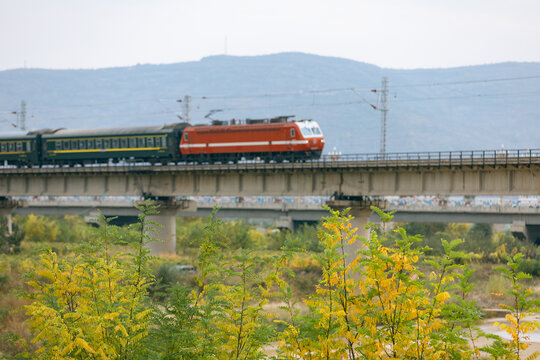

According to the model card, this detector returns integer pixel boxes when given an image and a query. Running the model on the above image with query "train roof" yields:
[41,122,190,138]
[0,131,37,140]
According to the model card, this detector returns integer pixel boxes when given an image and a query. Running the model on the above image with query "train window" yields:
[120,138,127,148]
[112,138,119,148]
[55,141,62,150]
[311,127,321,135]
[290,128,295,137]
[160,137,167,147]
[8,143,14,152]
[129,138,136,148]
[147,137,154,147]
[96,139,102,149]
[79,140,85,149]
[16,142,22,152]
[87,139,94,149]
[0,143,5,152]
[137,138,145,147]
[71,140,78,150]
[63,140,70,150]
[103,139,110,148]
[184,133,189,141]
[25,142,31,152]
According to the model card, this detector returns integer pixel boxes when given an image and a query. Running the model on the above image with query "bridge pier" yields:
[0,210,13,234]
[326,198,387,265]
[511,221,540,245]
[275,216,294,231]
[0,198,26,235]
[148,207,178,255]
[144,198,196,256]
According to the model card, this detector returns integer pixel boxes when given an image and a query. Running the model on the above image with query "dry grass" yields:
[0,262,34,357]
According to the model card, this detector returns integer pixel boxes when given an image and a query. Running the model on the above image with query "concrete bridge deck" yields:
[1,150,539,197]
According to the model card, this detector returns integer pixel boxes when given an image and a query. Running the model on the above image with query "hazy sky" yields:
[1,0,539,71]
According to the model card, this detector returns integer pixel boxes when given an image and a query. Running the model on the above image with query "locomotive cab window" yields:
[290,128,295,137]
[184,133,189,141]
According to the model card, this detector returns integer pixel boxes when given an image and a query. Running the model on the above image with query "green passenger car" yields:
[41,123,189,165]
[0,132,40,166]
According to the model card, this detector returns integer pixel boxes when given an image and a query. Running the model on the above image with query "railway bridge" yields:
[1,149,539,254]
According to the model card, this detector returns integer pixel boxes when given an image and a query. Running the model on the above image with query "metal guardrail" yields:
[1,149,539,174]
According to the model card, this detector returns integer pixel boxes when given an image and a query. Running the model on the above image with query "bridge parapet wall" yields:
[0,164,539,197]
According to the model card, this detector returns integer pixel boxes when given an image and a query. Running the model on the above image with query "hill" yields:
[1,52,539,154]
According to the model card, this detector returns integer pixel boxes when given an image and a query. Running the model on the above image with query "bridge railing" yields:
[1,149,539,173]
[317,148,540,168]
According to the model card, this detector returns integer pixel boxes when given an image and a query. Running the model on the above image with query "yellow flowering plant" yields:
[22,201,158,360]
[275,207,501,360]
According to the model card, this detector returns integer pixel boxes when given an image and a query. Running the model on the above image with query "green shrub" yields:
[519,258,540,276]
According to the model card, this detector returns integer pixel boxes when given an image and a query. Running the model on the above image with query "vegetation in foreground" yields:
[0,204,539,359]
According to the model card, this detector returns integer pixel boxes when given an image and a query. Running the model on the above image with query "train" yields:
[0,116,325,166]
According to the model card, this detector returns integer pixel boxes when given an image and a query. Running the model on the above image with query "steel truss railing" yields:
[1,149,539,174]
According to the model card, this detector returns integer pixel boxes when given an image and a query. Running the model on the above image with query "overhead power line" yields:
[394,89,540,103]
[392,74,540,88]
[199,87,361,100]
[1,73,539,116]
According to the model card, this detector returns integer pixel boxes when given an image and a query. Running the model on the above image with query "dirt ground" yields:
[263,304,540,359]
[477,314,540,359]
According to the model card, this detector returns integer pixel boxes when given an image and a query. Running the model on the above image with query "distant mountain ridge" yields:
[1,52,539,154]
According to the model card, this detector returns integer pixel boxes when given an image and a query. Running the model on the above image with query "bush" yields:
[19,205,540,360]
[22,203,159,359]
[519,258,540,276]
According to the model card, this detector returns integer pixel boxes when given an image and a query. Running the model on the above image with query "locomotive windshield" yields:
[297,120,323,138]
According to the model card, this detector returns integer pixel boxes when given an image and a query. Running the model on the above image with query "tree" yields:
[22,201,158,360]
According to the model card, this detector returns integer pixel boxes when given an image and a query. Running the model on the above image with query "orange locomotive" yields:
[180,116,324,162]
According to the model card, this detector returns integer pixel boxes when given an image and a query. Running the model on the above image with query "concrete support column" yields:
[510,220,528,241]
[0,198,25,235]
[326,198,386,265]
[148,207,177,256]
[0,210,13,234]
[276,216,293,231]
[6,213,12,234]
[144,198,197,256]
[347,207,372,264]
